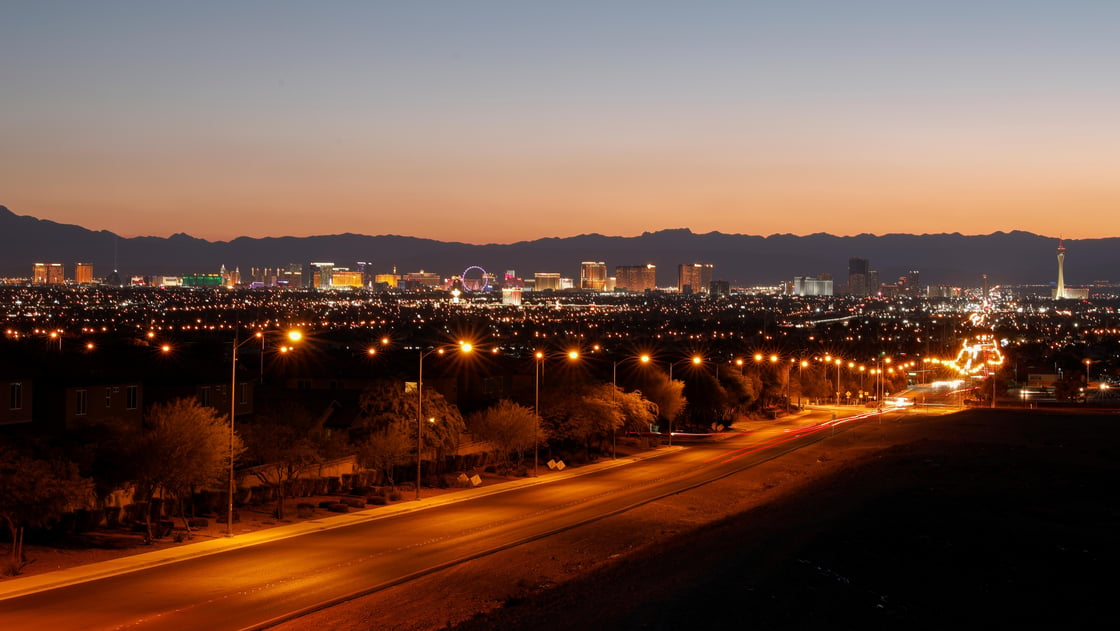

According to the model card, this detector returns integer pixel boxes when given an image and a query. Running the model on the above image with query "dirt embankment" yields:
[279,409,1119,630]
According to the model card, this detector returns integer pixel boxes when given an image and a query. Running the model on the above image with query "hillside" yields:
[0,204,1097,287]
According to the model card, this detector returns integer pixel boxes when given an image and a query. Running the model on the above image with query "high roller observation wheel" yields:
[461,265,490,292]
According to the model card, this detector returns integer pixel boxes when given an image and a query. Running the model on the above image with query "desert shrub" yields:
[341,496,365,508]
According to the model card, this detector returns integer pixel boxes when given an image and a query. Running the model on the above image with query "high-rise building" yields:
[310,262,334,289]
[868,270,880,296]
[74,262,94,284]
[356,261,374,287]
[677,263,713,294]
[374,273,399,288]
[905,270,920,294]
[277,263,303,287]
[580,261,607,291]
[534,272,561,291]
[331,269,363,288]
[848,258,869,296]
[402,270,441,289]
[792,276,834,296]
[615,264,657,292]
[32,263,65,284]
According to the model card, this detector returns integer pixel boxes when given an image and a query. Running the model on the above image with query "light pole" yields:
[229,328,300,537]
[834,358,842,405]
[534,350,543,477]
[665,355,702,446]
[417,342,473,500]
[798,360,808,408]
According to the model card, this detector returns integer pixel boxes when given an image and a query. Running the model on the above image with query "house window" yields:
[200,386,211,407]
[9,383,21,410]
[239,382,249,405]
[105,388,113,408]
[126,385,138,410]
[76,389,88,416]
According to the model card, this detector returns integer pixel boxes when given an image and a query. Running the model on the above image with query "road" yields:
[0,407,905,630]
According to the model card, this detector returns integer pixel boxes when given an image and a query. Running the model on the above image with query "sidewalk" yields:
[0,446,682,601]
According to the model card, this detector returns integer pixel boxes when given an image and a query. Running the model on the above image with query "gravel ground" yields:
[274,408,1119,630]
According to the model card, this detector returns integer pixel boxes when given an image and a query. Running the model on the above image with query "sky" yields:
[2,1,1119,243]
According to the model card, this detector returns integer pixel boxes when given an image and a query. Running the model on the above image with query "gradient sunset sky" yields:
[2,1,1117,243]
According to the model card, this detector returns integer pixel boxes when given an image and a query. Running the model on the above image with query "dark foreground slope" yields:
[278,409,1117,630]
[449,409,1118,630]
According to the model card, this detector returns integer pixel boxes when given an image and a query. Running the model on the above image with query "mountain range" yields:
[0,205,1101,288]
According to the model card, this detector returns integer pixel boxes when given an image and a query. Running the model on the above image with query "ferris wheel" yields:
[461,266,490,292]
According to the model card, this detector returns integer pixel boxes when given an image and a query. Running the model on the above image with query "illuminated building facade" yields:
[331,269,364,288]
[534,272,561,291]
[580,261,607,291]
[402,270,441,288]
[615,264,657,292]
[792,276,833,296]
[375,273,399,288]
[33,263,65,285]
[310,262,334,289]
[74,262,94,284]
[677,263,713,294]
[182,273,223,287]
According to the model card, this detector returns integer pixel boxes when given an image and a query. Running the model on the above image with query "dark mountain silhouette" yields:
[0,205,1103,287]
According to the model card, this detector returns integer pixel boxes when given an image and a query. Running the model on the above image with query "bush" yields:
[387,488,402,501]
[341,496,366,508]
[326,503,349,513]
[368,495,387,506]
[296,503,315,518]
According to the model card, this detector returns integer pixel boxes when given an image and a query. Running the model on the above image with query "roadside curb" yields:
[0,445,685,601]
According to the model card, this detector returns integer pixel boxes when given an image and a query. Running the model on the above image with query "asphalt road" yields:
[0,408,894,631]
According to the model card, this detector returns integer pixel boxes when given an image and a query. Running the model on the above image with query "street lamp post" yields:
[534,351,543,477]
[665,355,701,447]
[229,328,300,537]
[798,360,808,408]
[834,358,842,405]
[417,342,472,500]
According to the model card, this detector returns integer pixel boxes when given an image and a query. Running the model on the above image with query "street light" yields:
[533,351,544,477]
[417,341,473,500]
[664,355,702,446]
[229,328,301,536]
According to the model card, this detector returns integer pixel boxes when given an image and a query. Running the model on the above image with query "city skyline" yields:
[3,2,1119,242]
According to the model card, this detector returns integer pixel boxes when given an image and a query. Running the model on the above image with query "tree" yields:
[681,372,728,429]
[241,408,323,520]
[541,383,658,458]
[130,398,238,543]
[467,400,545,467]
[630,370,686,429]
[612,387,659,433]
[0,443,90,575]
[355,380,466,476]
[717,371,755,423]
[357,425,412,486]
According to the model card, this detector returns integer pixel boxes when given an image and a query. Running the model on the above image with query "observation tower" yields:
[1055,238,1066,300]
